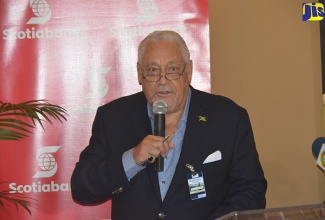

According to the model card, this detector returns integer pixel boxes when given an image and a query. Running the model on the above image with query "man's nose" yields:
[157,69,168,84]
[157,75,168,84]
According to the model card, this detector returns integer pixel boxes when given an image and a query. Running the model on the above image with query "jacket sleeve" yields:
[70,106,132,204]
[207,109,267,219]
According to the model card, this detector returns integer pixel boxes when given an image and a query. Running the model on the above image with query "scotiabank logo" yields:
[135,0,158,23]
[33,146,60,178]
[85,67,111,99]
[9,146,71,193]
[27,0,52,24]
[2,0,80,40]
[9,181,70,193]
[60,67,110,115]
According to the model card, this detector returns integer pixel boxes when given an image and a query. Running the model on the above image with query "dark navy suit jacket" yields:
[71,87,267,220]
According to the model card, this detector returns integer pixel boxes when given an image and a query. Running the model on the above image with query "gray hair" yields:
[138,30,190,64]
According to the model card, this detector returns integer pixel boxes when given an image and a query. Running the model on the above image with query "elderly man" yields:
[71,30,267,220]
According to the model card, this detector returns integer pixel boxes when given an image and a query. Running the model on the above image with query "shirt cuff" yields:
[122,148,145,180]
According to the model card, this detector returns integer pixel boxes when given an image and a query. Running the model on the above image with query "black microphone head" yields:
[153,100,168,114]
[312,137,325,158]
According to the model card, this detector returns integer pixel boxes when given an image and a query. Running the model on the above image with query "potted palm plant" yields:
[0,99,67,214]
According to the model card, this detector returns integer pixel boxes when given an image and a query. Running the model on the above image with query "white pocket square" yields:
[203,150,222,164]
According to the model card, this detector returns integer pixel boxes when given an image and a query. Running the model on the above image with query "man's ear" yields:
[187,60,193,83]
[137,63,143,85]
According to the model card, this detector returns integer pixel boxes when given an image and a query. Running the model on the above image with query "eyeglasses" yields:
[139,62,187,82]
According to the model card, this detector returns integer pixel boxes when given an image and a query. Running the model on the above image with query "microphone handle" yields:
[154,113,165,172]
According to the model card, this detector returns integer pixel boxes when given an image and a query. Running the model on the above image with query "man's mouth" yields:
[156,91,171,95]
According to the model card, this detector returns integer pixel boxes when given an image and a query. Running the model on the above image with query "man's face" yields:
[137,40,192,114]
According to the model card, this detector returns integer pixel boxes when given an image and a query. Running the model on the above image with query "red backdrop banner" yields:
[0,0,210,219]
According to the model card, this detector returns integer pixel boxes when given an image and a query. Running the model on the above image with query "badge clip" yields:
[186,163,197,177]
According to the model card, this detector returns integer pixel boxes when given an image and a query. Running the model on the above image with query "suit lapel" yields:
[163,88,208,203]
[131,95,151,141]
[131,95,162,202]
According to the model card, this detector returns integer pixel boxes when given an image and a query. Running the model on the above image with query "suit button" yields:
[158,212,165,219]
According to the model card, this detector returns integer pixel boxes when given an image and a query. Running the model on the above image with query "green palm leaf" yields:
[0,100,67,214]
[0,182,37,215]
[0,100,67,140]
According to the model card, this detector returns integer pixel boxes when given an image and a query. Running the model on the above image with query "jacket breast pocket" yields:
[200,159,228,182]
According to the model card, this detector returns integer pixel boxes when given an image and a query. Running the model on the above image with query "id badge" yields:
[187,171,207,200]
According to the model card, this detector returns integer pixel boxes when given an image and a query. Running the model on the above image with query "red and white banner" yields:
[0,0,210,219]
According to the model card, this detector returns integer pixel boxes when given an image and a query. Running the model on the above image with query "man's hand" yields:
[133,135,174,165]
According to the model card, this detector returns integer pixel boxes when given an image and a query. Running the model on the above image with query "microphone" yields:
[153,100,168,172]
[312,137,325,172]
